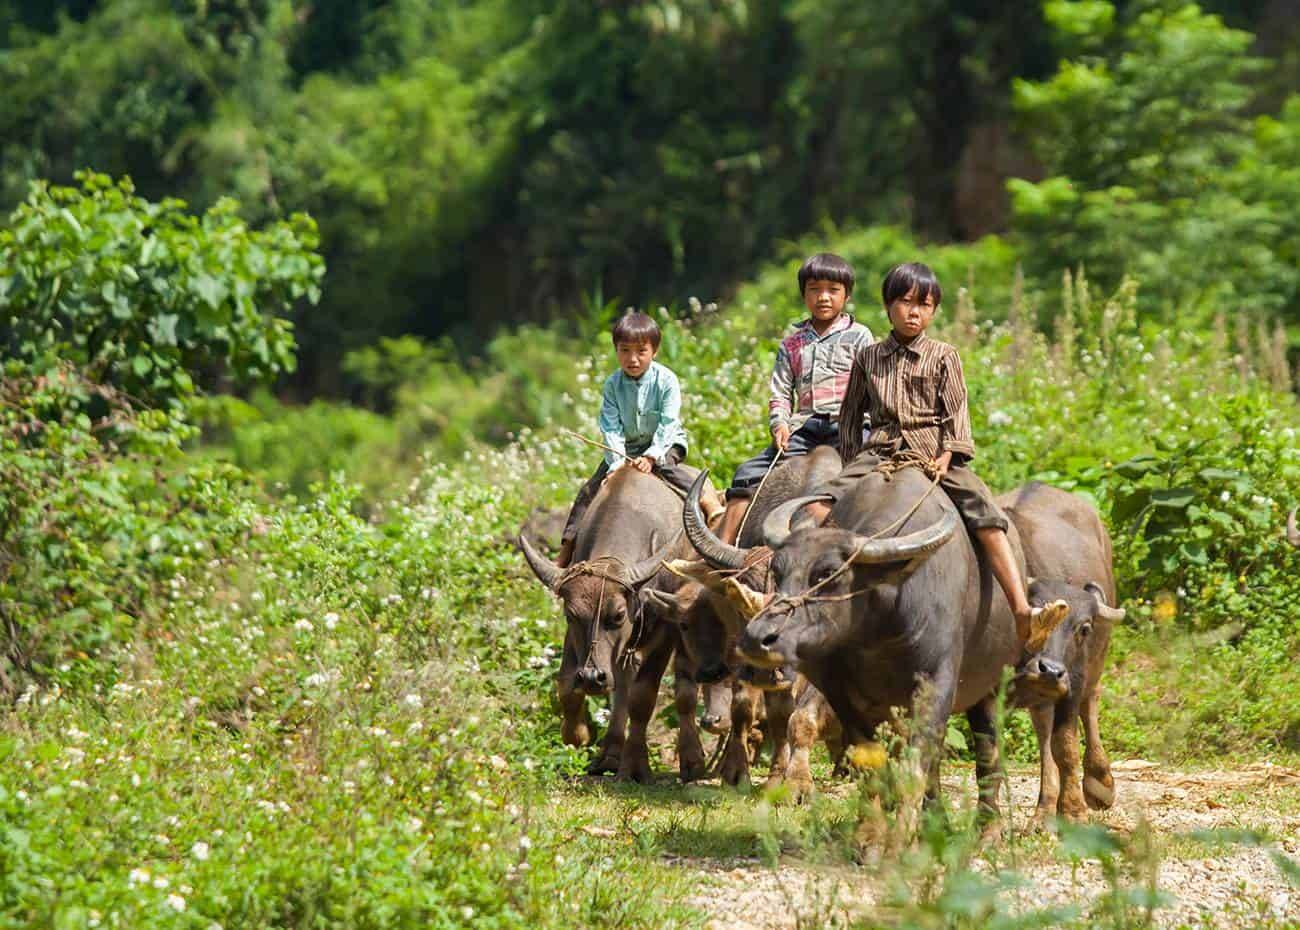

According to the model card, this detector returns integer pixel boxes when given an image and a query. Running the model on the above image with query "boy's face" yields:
[886,286,937,341]
[803,278,849,324]
[616,339,657,379]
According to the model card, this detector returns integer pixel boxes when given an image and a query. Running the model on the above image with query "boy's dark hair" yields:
[797,253,855,296]
[881,262,942,308]
[611,311,661,349]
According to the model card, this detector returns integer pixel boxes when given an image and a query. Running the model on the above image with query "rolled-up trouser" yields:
[817,450,1009,534]
[561,444,691,544]
[726,415,865,502]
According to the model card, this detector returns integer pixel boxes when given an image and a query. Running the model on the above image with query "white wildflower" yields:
[294,619,313,633]
[488,754,507,771]
[519,835,532,850]
[322,611,340,630]
[403,693,423,709]
[593,707,611,726]
[128,868,151,886]
[461,906,475,920]
[166,893,186,912]
[987,410,1013,427]
[191,841,210,861]
[304,672,327,688]
[1220,490,1231,503]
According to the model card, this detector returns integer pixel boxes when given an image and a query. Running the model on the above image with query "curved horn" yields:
[1288,507,1300,548]
[849,510,960,564]
[762,495,834,549]
[518,534,563,590]
[683,471,750,570]
[1084,581,1126,622]
[626,529,685,587]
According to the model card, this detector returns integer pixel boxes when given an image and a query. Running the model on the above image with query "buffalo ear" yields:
[641,588,685,622]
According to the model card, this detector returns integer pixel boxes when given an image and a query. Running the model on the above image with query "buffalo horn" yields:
[1084,581,1126,622]
[626,529,685,587]
[1288,507,1300,548]
[518,534,563,590]
[683,471,750,570]
[849,510,960,564]
[762,495,834,549]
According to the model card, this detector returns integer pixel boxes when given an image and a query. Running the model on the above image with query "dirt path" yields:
[668,760,1300,929]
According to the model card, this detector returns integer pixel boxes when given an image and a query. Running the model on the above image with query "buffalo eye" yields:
[809,564,839,587]
[1076,621,1093,641]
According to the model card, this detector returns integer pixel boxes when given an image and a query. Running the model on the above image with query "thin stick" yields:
[735,445,784,540]
[560,427,637,463]
[559,427,689,499]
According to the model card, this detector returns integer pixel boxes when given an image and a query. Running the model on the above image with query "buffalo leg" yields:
[912,666,959,807]
[966,696,1004,828]
[672,652,707,783]
[1029,703,1060,828]
[1051,698,1087,821]
[587,670,628,775]
[1081,686,1115,810]
[558,634,594,747]
[761,688,796,792]
[780,692,824,802]
[617,638,674,784]
[720,682,758,787]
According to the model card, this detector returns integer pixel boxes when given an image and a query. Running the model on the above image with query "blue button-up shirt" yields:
[598,361,689,467]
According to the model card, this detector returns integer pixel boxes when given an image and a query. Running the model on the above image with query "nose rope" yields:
[747,454,943,638]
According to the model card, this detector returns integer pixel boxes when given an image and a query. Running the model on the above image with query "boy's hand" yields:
[632,455,655,473]
[931,451,953,480]
[773,424,791,451]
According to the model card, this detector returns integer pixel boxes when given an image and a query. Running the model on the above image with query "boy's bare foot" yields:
[1018,599,1070,652]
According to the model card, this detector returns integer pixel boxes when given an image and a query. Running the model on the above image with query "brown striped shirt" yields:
[843,332,976,461]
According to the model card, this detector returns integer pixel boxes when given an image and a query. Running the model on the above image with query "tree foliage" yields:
[0,171,323,409]
[1009,2,1300,319]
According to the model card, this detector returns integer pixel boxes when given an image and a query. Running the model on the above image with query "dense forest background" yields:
[3,0,1298,396]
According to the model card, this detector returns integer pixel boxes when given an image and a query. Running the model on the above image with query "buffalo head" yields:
[518,530,681,694]
[739,494,959,669]
[1012,580,1124,705]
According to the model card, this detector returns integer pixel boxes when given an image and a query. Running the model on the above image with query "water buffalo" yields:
[1000,481,1119,821]
[1012,578,1125,823]
[654,447,844,787]
[518,467,700,781]
[736,464,1110,824]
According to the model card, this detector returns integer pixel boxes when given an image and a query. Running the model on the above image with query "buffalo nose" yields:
[761,632,780,648]
[1027,656,1066,681]
[575,668,609,692]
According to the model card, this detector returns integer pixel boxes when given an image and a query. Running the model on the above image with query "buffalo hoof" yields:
[562,718,593,748]
[977,816,1004,846]
[587,749,621,776]
[616,750,653,785]
[1084,773,1115,810]
[719,752,750,789]
[786,774,814,803]
[679,751,707,784]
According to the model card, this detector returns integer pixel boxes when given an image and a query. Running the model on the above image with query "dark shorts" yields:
[818,451,1009,534]
[727,415,867,502]
[561,444,691,544]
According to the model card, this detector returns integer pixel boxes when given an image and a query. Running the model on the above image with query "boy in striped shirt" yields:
[805,262,1067,644]
[716,253,874,545]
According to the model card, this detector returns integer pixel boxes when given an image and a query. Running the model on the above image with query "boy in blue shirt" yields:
[556,311,721,568]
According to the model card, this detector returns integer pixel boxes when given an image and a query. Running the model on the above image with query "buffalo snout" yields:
[574,667,611,694]
[739,618,789,669]
[1013,655,1070,702]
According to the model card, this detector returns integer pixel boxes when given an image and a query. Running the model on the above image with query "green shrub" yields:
[0,171,323,410]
